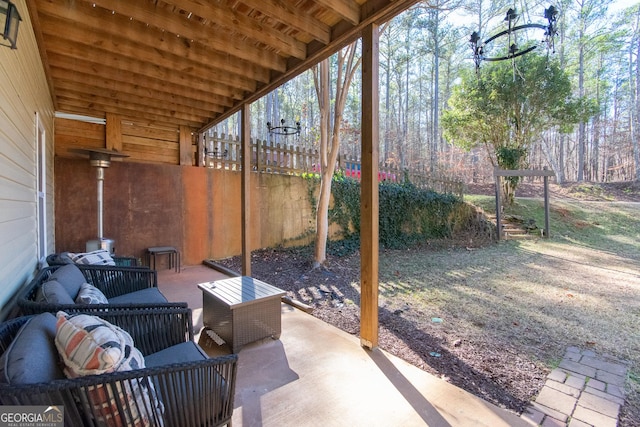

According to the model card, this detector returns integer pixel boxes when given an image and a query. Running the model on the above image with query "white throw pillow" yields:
[69,250,116,266]
[74,283,109,305]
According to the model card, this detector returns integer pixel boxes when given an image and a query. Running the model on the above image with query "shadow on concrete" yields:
[233,339,299,425]
[366,347,452,426]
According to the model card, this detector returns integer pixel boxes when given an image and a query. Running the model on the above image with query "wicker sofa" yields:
[18,263,186,315]
[0,308,237,426]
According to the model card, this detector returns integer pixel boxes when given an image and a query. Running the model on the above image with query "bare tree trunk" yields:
[384,34,391,164]
[556,1,567,184]
[577,9,586,182]
[417,57,424,162]
[593,53,602,181]
[313,59,331,268]
[557,134,566,183]
[431,8,440,174]
[635,11,640,180]
[313,43,361,267]
[404,22,410,169]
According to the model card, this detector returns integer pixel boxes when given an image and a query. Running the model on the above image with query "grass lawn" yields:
[221,194,640,424]
[376,195,640,422]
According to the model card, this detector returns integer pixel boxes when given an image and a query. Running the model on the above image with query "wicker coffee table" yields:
[198,276,286,353]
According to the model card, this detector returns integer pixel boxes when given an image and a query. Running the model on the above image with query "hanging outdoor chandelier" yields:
[470,5,558,72]
[204,146,227,160]
[267,119,301,136]
[203,145,227,169]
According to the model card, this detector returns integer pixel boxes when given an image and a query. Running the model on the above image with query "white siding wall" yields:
[0,0,55,317]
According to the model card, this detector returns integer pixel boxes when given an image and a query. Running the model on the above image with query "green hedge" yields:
[306,173,468,253]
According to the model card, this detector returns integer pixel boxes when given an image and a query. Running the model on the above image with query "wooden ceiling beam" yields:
[39,16,257,93]
[56,103,202,129]
[161,0,308,59]
[24,0,58,109]
[56,95,206,127]
[42,39,246,102]
[56,94,210,128]
[33,0,421,130]
[42,33,246,101]
[47,53,231,111]
[52,80,221,119]
[57,93,208,127]
[238,0,331,45]
[38,0,285,74]
[37,0,271,84]
[80,0,288,71]
[48,66,228,115]
[201,0,421,130]
[311,0,361,26]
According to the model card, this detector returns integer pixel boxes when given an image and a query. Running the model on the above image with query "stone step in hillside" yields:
[485,214,543,239]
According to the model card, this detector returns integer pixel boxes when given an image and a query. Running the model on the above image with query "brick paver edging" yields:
[521,347,630,427]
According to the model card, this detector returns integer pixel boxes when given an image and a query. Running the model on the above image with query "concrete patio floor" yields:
[157,264,533,427]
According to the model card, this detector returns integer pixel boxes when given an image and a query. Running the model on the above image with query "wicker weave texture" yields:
[46,254,140,267]
[0,309,238,427]
[202,280,283,353]
[17,265,187,316]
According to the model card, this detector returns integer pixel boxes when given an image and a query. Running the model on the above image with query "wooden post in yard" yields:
[495,168,555,240]
[494,169,502,240]
[360,23,380,350]
[241,103,252,276]
[543,167,550,238]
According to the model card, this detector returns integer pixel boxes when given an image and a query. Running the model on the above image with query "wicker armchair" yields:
[18,264,186,315]
[0,308,238,427]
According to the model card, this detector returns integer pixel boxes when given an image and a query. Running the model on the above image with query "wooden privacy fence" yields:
[202,132,319,174]
[202,132,464,197]
[340,156,464,197]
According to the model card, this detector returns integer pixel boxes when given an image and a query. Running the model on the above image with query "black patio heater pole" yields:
[69,147,128,253]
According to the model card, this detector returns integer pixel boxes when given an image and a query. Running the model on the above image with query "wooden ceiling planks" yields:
[27,0,420,130]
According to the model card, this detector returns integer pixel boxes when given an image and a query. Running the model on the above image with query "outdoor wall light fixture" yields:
[470,5,558,71]
[0,0,21,49]
[267,119,301,136]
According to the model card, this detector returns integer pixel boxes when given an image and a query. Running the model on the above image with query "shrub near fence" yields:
[308,174,469,251]
[202,132,464,197]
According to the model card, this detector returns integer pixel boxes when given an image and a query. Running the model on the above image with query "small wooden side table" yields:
[198,276,285,353]
[147,246,180,272]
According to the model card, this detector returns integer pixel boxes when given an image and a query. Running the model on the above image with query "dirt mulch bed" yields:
[217,246,543,415]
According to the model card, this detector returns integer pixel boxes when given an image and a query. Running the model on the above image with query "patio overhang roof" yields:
[25,0,417,350]
[26,0,421,130]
